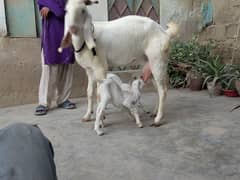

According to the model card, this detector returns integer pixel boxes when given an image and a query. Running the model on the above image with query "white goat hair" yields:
[95,73,144,136]
[60,0,178,126]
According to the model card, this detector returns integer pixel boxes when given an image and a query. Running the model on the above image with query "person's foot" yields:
[58,100,76,109]
[35,105,48,116]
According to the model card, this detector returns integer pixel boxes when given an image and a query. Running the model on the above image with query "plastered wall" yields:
[0,38,88,108]
[0,1,108,107]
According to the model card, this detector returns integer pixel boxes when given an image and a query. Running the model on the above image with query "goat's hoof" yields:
[150,114,157,118]
[96,130,104,136]
[137,123,144,128]
[150,121,165,127]
[81,118,92,122]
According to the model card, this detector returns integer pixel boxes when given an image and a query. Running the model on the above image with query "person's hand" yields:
[40,7,50,18]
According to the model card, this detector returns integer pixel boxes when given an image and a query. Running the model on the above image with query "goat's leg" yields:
[82,69,95,122]
[151,69,167,126]
[146,45,168,126]
[130,107,143,128]
[151,74,168,117]
[96,82,106,128]
[99,111,106,128]
[94,66,107,126]
[125,107,135,121]
[123,101,143,128]
[151,79,159,117]
[126,106,143,128]
[95,102,108,136]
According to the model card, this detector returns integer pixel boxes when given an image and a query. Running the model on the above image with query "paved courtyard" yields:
[0,90,240,180]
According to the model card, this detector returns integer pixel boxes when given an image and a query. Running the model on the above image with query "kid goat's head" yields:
[132,78,145,91]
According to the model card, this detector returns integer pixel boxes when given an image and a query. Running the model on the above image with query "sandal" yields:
[58,100,76,109]
[35,105,48,116]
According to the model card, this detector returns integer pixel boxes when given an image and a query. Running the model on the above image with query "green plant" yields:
[168,64,187,88]
[170,36,215,65]
[198,56,232,88]
[222,79,236,90]
[168,36,216,88]
[221,65,240,90]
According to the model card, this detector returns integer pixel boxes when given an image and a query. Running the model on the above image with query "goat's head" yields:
[132,78,145,91]
[59,0,98,52]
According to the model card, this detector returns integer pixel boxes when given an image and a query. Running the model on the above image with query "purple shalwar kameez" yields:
[36,0,75,110]
[37,0,74,64]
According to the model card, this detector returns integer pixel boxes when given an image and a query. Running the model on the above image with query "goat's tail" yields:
[166,22,179,38]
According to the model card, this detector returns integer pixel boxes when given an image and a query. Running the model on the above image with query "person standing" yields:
[35,0,76,116]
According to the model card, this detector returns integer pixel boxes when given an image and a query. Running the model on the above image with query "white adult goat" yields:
[59,0,178,126]
[95,73,144,136]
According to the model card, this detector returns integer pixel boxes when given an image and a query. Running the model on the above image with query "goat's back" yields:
[99,76,123,107]
[94,15,163,33]
[93,16,167,67]
[106,73,123,87]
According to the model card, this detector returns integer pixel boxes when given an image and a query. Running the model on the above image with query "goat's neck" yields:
[71,34,85,51]
[132,87,141,100]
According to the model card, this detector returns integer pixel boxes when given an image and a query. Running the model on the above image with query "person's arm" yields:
[37,0,65,18]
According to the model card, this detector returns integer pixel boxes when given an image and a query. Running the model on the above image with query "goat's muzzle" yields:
[69,26,79,34]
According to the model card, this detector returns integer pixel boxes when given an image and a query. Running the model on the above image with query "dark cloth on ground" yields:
[0,123,57,180]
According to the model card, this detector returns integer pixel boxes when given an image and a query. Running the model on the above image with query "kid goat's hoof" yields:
[137,123,144,128]
[81,118,92,122]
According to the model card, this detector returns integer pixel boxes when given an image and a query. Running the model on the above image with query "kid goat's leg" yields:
[95,100,108,136]
[131,107,143,128]
[123,101,143,128]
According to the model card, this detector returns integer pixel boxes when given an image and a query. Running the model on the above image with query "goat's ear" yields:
[83,15,96,52]
[58,31,72,53]
[84,0,99,5]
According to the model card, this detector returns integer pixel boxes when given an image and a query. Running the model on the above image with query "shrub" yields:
[168,36,216,88]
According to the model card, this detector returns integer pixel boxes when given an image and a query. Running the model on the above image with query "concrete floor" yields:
[0,90,240,180]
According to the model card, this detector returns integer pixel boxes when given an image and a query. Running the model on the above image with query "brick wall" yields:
[160,0,240,64]
[199,0,240,64]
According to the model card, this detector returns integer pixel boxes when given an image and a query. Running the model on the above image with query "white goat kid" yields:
[95,73,144,136]
[59,0,178,126]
